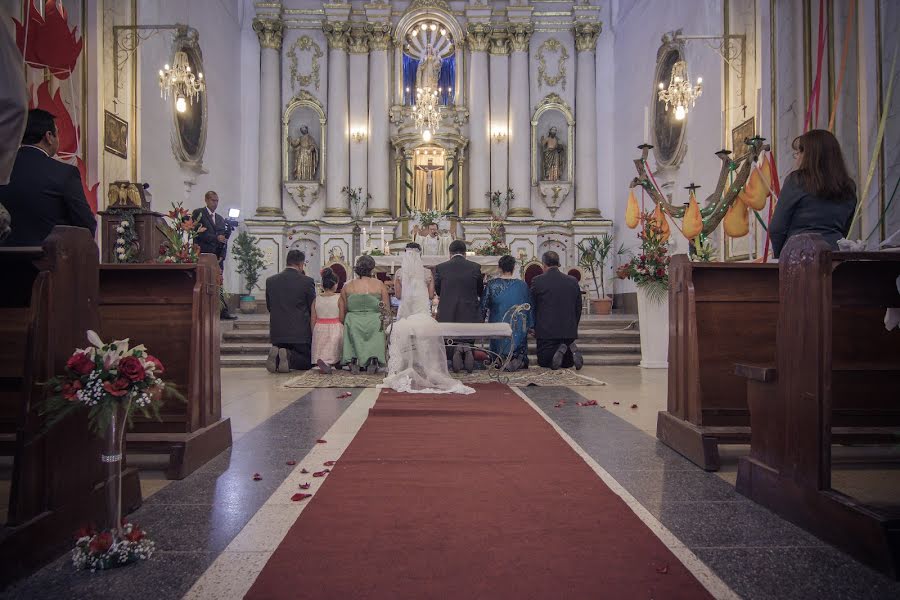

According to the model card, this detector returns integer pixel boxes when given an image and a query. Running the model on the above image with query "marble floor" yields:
[3,366,899,599]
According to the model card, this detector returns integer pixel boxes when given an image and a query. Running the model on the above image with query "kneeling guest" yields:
[531,251,583,370]
[266,250,316,372]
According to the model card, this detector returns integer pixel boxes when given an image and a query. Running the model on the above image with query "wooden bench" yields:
[0,227,141,586]
[657,256,779,470]
[98,254,231,479]
[735,233,900,578]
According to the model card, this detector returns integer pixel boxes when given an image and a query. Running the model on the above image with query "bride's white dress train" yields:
[379,249,475,395]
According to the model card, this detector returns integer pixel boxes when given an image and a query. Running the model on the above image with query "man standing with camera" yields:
[192,190,236,319]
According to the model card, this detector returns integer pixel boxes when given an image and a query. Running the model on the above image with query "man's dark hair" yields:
[449,240,466,255]
[286,250,305,266]
[541,251,560,267]
[498,254,516,273]
[22,109,56,145]
[406,242,421,250]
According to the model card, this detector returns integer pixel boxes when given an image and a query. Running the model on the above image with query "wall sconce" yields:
[491,127,507,144]
[350,128,367,144]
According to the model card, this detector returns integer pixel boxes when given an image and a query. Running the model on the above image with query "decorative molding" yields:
[507,23,534,52]
[573,22,601,53]
[287,36,324,92]
[407,0,451,11]
[368,23,392,51]
[348,25,370,54]
[323,21,351,51]
[489,31,511,56]
[284,181,320,216]
[252,17,284,50]
[536,38,568,90]
[466,23,492,53]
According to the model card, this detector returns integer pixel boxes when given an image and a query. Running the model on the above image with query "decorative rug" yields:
[245,384,712,599]
[282,367,605,389]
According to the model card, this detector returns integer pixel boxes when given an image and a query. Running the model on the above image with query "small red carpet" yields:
[245,384,713,599]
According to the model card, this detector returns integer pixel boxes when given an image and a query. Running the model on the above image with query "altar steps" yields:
[219,314,642,368]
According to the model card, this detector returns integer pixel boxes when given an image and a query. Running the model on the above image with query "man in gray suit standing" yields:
[265,250,316,372]
[435,239,484,372]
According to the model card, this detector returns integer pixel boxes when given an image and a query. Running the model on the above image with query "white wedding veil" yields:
[380,248,474,395]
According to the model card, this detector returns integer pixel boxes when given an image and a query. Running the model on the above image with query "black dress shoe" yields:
[551,343,568,370]
[570,343,584,370]
[350,358,360,375]
[462,346,475,373]
[451,346,464,373]
[366,357,379,375]
[220,312,238,320]
[316,359,333,374]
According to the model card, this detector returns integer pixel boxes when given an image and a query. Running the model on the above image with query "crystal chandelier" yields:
[413,86,441,142]
[159,50,205,114]
[658,60,702,121]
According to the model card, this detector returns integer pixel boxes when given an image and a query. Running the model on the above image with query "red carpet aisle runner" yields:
[246,384,713,599]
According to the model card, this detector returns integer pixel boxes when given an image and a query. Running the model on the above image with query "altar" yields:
[373,254,503,276]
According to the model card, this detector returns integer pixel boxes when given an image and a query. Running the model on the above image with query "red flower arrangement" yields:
[158,202,204,263]
[617,211,670,302]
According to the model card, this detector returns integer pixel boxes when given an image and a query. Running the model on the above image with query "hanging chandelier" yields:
[159,50,204,113]
[658,60,702,120]
[413,86,441,141]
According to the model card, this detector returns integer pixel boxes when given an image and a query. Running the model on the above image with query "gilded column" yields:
[324,22,351,216]
[507,24,533,217]
[467,24,492,217]
[489,32,510,200]
[348,26,369,205]
[367,23,392,216]
[252,17,284,217]
[574,22,601,218]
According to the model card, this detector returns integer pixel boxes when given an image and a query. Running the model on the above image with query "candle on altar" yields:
[362,227,367,249]
[369,216,374,230]
[643,106,649,142]
[390,260,395,275]
[381,227,386,252]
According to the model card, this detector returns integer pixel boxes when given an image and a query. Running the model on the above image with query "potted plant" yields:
[232,231,267,313]
[617,211,670,368]
[577,234,626,315]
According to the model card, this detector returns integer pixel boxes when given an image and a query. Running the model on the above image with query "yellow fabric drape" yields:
[413,151,446,212]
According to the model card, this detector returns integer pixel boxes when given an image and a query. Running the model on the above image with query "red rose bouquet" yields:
[616,211,670,303]
[72,522,154,572]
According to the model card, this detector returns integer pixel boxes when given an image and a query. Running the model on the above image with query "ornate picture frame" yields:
[104,111,128,159]
[651,32,688,169]
[169,27,208,171]
[731,117,756,162]
[536,38,568,90]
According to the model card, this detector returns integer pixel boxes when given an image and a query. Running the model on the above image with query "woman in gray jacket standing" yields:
[770,129,857,258]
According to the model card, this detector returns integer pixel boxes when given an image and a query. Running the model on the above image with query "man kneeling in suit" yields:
[530,251,584,370]
[435,239,484,373]
[265,250,317,372]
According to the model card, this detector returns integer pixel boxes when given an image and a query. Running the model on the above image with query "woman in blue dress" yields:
[480,255,534,371]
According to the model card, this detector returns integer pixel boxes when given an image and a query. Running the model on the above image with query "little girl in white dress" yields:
[311,268,344,373]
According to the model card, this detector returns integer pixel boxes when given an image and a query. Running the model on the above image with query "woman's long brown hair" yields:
[792,129,857,200]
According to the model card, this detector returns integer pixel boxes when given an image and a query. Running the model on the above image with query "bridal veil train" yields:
[379,248,475,395]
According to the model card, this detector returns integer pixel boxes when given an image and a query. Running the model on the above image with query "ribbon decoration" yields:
[761,152,782,263]
[804,0,827,131]
[828,0,856,132]
[865,176,900,242]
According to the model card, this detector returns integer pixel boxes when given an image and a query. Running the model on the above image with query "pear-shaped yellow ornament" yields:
[682,192,703,239]
[653,203,671,243]
[625,189,640,229]
[739,167,768,210]
[724,198,750,237]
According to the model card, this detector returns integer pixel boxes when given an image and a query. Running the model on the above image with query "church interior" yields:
[1,0,899,598]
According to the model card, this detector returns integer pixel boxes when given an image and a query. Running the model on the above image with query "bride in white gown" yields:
[380,248,475,395]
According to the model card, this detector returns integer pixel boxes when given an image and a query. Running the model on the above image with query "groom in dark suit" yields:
[435,239,484,373]
[530,251,584,370]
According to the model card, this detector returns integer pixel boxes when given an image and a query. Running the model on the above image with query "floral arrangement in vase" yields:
[107,209,138,263]
[342,186,371,222]
[487,188,514,220]
[42,331,182,571]
[475,220,511,256]
[411,209,450,228]
[158,202,202,263]
[616,211,670,303]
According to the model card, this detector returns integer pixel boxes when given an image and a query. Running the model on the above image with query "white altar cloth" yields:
[373,254,502,275]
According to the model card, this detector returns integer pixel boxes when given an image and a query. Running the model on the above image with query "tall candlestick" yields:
[369,216,374,230]
[643,106,649,142]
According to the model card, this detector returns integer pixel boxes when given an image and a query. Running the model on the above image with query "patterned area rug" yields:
[282,367,605,389]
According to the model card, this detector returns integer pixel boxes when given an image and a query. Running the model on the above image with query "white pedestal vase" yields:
[636,285,669,368]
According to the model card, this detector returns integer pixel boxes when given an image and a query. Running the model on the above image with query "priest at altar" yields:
[411,221,454,256]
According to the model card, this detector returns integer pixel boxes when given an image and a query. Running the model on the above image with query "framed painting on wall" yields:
[731,117,756,162]
[104,111,128,159]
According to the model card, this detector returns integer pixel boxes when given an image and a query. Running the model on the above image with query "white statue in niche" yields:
[416,44,442,91]
[288,125,319,181]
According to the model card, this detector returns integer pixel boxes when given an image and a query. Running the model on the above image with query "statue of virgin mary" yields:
[416,44,442,91]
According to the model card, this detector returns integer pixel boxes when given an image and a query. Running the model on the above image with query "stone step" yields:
[230,314,638,330]
[220,353,641,368]
[224,327,640,343]
[220,341,641,356]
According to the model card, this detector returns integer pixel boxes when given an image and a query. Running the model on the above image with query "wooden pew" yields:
[0,227,141,586]
[657,256,779,470]
[98,254,231,479]
[736,233,900,578]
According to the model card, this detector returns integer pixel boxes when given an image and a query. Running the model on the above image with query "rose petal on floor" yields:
[291,493,312,502]
[323,460,336,466]
[300,468,309,474]
[252,473,262,481]
[299,482,310,489]
[316,439,327,444]
[286,460,297,465]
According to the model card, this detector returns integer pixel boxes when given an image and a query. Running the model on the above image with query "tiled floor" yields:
[4,366,900,599]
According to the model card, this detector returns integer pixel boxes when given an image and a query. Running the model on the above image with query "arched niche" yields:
[531,93,575,186]
[394,0,465,107]
[651,31,688,169]
[391,130,468,219]
[282,90,326,185]
[170,27,208,171]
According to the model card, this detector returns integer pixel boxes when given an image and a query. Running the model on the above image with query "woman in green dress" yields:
[340,255,389,374]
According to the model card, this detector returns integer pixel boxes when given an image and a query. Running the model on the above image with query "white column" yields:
[252,17,284,217]
[467,24,491,217]
[489,34,510,199]
[574,22,601,218]
[324,22,350,216]
[348,27,369,206]
[508,24,533,217]
[367,24,391,217]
